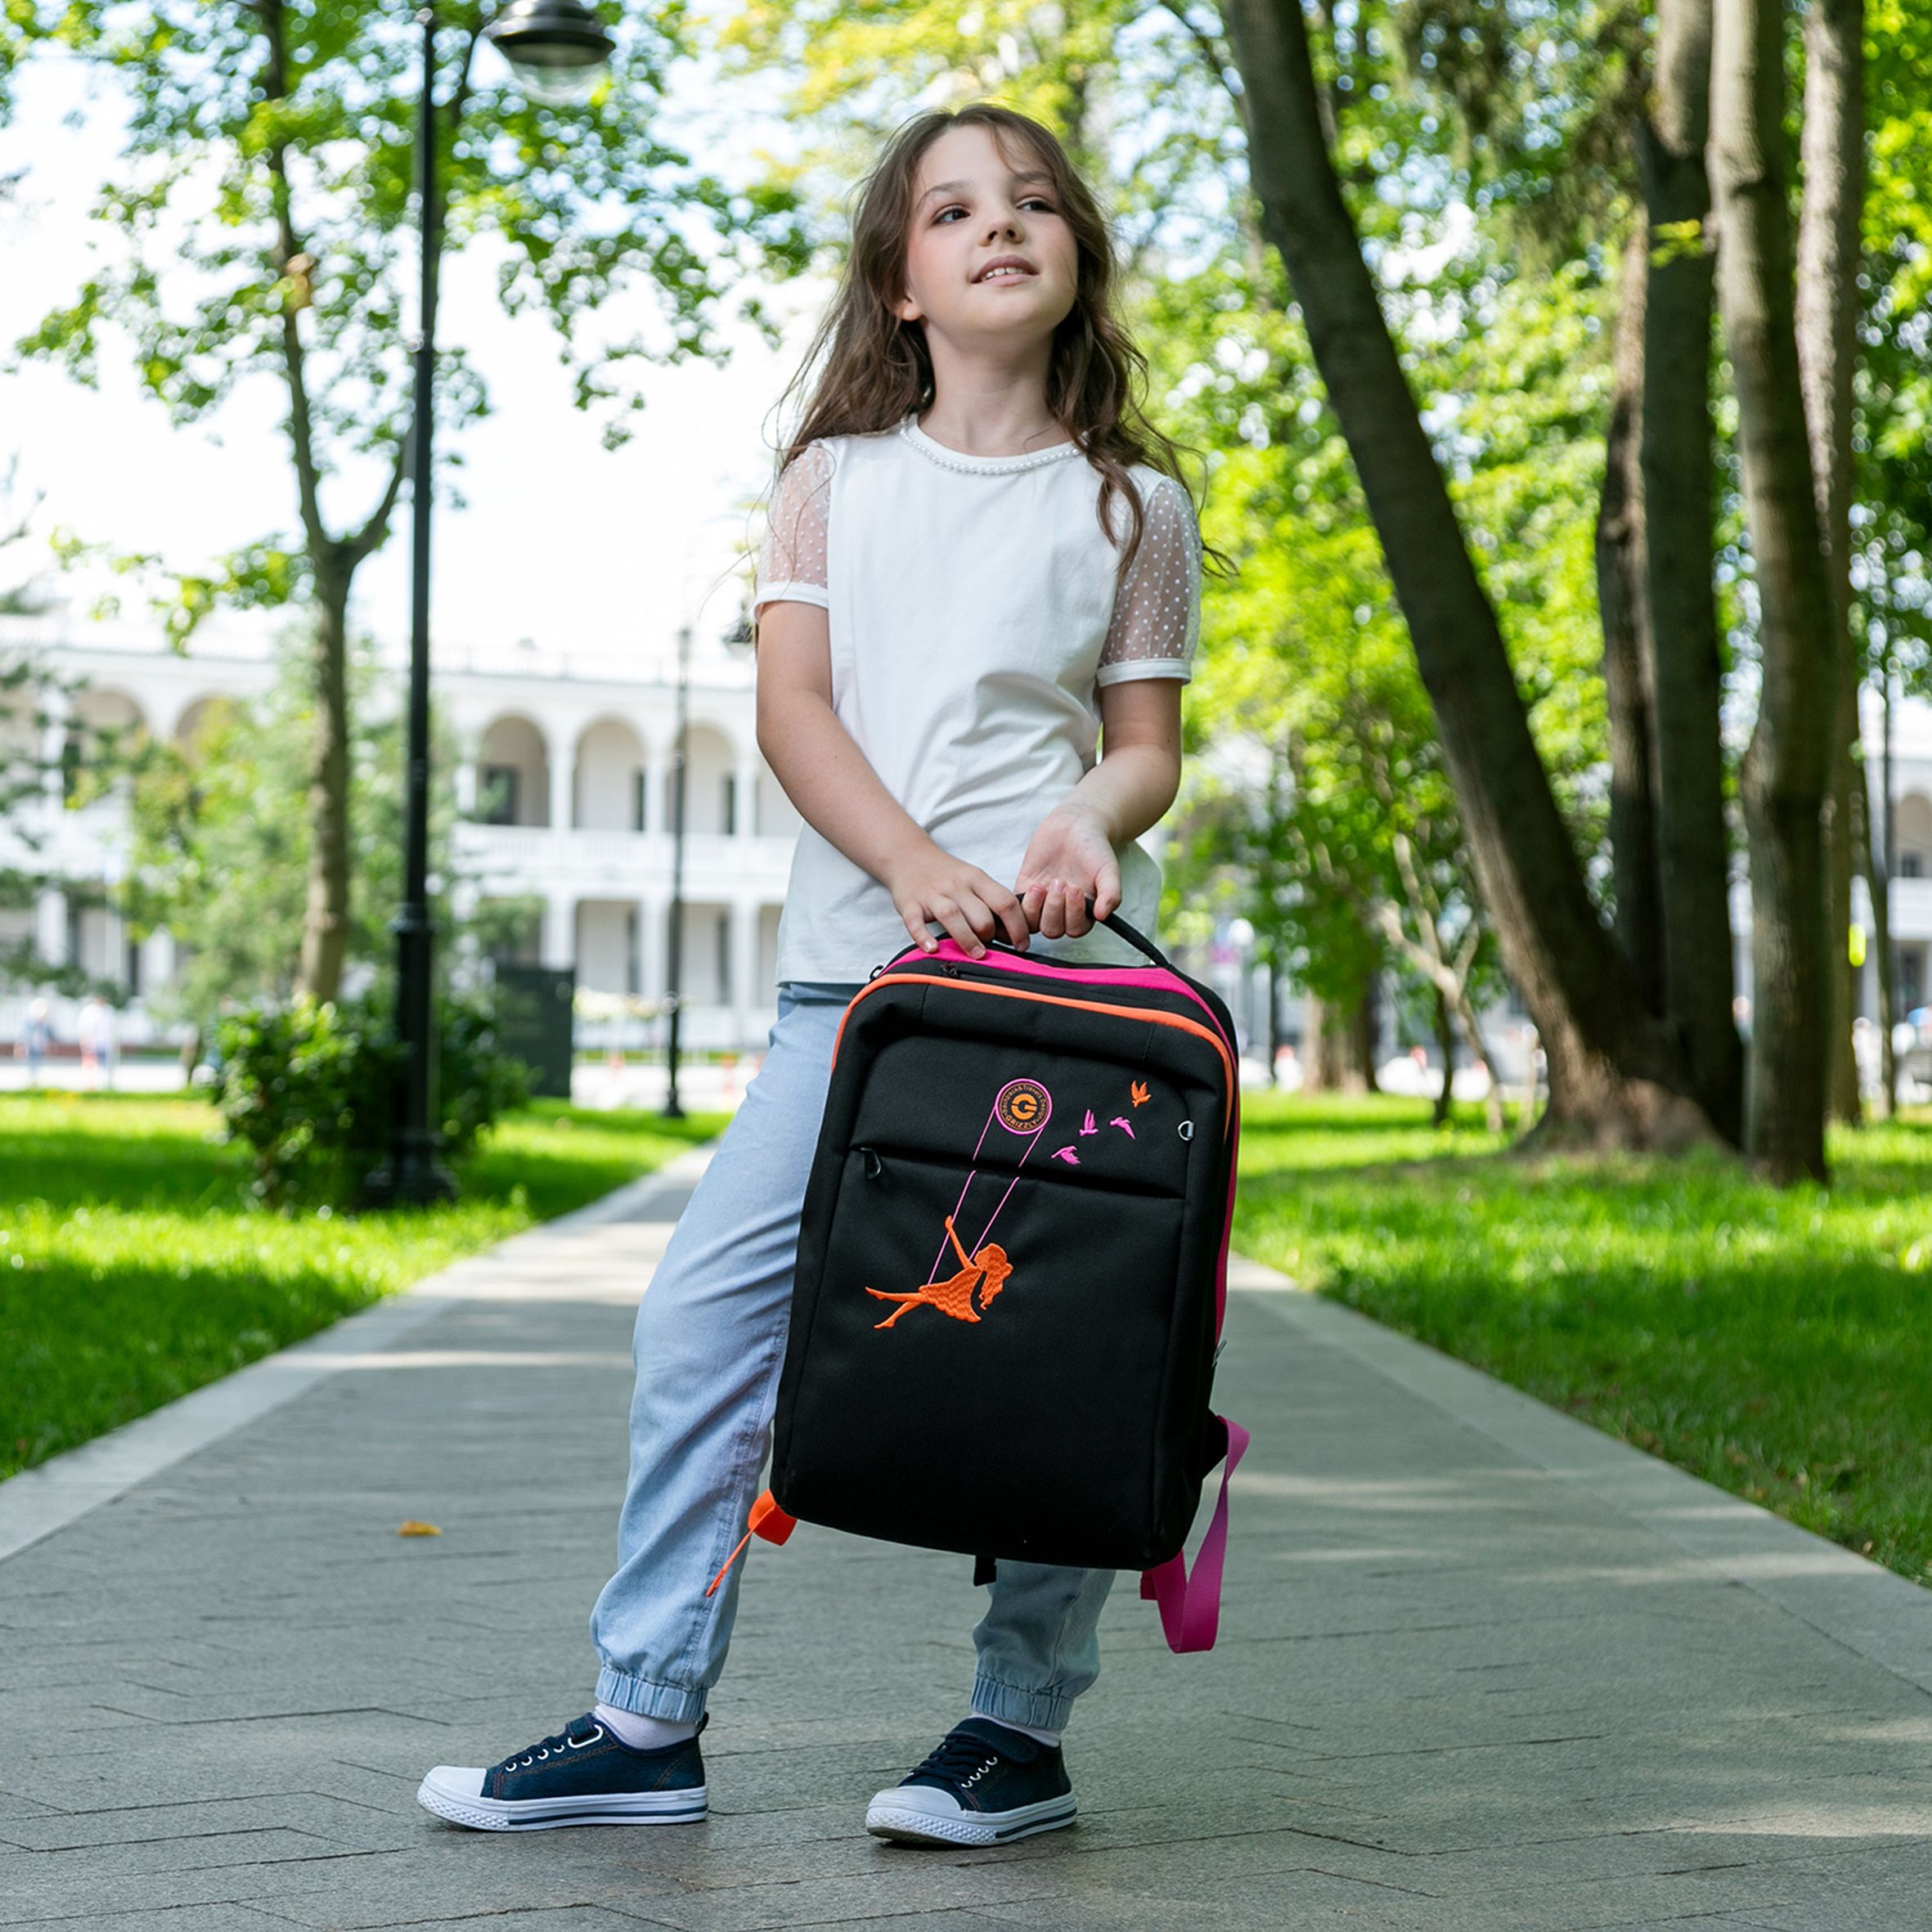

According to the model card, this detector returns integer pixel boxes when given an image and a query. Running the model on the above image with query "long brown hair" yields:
[766,102,1229,593]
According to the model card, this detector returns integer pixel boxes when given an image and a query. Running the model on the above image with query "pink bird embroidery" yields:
[1052,1145,1081,1165]
[1079,1109,1098,1136]
[1109,1117,1135,1138]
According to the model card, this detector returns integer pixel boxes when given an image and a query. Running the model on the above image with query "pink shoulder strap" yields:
[1139,1417,1250,1653]
[1139,992,1247,1654]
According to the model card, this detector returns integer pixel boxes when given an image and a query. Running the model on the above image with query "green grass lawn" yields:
[1233,1092,1932,1590]
[0,1091,726,1480]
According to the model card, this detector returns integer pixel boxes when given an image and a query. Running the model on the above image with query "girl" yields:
[419,101,1215,1848]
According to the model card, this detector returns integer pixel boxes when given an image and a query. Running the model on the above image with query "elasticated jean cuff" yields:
[969,1670,1073,1733]
[595,1664,708,1726]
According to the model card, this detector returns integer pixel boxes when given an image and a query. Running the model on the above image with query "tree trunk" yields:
[1347,968,1380,1094]
[1636,0,1744,1145]
[1825,692,1862,1123]
[1432,986,1455,1127]
[1301,991,1335,1091]
[1453,985,1506,1134]
[296,563,353,1001]
[1217,0,1713,1152]
[1598,230,1663,1009]
[1268,953,1286,1085]
[264,0,410,1009]
[1303,980,1378,1094]
[1710,0,1840,1182]
[1855,767,1894,1117]
[1795,0,1867,1126]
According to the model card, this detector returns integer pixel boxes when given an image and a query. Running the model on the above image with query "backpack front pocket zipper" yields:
[833,973,1236,1140]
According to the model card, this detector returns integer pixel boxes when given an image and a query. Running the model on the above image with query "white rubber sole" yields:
[416,1768,707,1831]
[865,1792,1076,1846]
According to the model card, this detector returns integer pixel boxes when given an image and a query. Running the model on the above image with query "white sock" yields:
[594,1701,699,1750]
[975,1712,1063,1748]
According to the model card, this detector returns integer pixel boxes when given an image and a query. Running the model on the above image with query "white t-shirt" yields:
[752,410,1202,985]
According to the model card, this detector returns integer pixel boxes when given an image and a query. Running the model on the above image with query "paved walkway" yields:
[2,1147,1929,1930]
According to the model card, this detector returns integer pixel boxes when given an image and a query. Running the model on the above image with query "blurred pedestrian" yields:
[77,994,109,1089]
[14,997,52,1087]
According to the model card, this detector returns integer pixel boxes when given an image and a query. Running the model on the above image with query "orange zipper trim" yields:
[833,973,1235,1137]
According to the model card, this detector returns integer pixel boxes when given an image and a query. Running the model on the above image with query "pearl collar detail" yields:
[898,414,1084,475]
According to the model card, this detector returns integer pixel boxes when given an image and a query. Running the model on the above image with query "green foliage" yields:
[0,453,52,616]
[716,0,1122,186]
[212,993,380,1211]
[1387,0,1648,257]
[115,626,464,1031]
[1860,1,1932,694]
[4,1,811,636]
[435,983,535,1164]
[212,983,528,1211]
[1422,249,1619,858]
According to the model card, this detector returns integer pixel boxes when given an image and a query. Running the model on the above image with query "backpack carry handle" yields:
[1081,895,1176,972]
[937,892,1176,973]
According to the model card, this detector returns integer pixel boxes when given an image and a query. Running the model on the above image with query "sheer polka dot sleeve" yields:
[1095,472,1202,686]
[753,439,834,617]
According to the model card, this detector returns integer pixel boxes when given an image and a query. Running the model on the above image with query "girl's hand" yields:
[1015,802,1121,940]
[887,842,1031,959]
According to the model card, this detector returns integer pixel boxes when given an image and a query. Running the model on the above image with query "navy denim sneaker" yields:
[416,1712,708,1831]
[865,1716,1076,1846]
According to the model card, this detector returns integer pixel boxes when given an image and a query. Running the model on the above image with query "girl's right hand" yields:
[887,845,1031,959]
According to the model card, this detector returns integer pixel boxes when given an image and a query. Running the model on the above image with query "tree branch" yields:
[346,432,411,567]
[344,19,483,574]
[1389,832,1445,966]
[447,21,487,133]
[1370,896,1434,982]
[1305,0,1348,154]
[1158,1,1234,92]
[259,0,329,559]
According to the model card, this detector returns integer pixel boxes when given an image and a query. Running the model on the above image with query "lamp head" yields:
[483,0,614,106]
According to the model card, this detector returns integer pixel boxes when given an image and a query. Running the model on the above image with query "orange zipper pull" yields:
[703,1489,798,1598]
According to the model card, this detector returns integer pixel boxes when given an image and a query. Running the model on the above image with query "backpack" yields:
[708,907,1251,1654]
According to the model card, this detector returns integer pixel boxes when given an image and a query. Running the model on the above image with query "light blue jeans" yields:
[589,980,1117,1731]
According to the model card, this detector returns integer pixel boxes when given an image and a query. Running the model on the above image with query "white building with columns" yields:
[11,609,1932,1079]
[0,612,806,1056]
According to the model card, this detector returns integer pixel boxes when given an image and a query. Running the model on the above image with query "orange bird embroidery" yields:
[866,1215,1013,1329]
[1130,1081,1151,1108]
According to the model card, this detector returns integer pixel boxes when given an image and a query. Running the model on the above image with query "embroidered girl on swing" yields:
[863,1074,1049,1328]
[416,99,1222,1849]
[861,1071,1157,1328]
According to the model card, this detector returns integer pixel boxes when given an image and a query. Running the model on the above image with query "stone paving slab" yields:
[1,1152,1928,1928]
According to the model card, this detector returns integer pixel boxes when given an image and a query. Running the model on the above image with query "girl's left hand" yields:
[1014,802,1121,939]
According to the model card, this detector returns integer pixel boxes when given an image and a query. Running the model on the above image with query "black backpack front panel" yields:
[771,973,1231,1570]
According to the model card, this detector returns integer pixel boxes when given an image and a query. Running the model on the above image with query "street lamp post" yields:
[365,0,613,1208]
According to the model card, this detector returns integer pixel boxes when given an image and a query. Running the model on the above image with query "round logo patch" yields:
[994,1077,1052,1134]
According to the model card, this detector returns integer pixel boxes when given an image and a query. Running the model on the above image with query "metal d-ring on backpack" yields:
[705,897,1250,1654]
